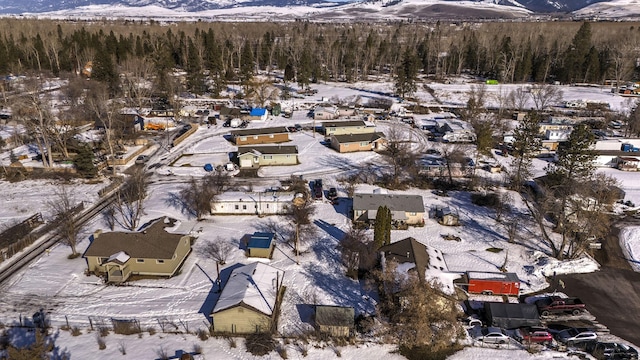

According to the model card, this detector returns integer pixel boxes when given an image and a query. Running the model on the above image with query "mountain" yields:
[0,0,622,18]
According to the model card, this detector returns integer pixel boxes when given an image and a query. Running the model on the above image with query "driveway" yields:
[556,218,640,346]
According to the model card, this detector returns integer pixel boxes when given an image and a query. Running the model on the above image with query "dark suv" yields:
[592,342,638,360]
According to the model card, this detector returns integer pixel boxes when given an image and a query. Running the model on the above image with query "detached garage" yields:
[484,302,540,329]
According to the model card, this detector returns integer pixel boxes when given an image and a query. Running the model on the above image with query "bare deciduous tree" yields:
[530,83,563,111]
[112,169,149,230]
[289,201,316,264]
[179,173,223,220]
[199,237,233,265]
[377,260,463,351]
[380,124,418,187]
[49,186,84,257]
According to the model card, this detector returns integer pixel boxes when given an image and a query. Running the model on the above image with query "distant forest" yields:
[0,19,639,96]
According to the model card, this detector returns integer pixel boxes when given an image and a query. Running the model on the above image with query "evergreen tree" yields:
[92,45,119,94]
[240,40,254,87]
[395,48,419,99]
[73,145,97,178]
[374,205,392,249]
[186,38,204,95]
[563,22,593,83]
[509,111,542,191]
[297,48,312,90]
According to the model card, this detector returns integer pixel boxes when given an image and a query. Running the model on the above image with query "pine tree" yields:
[395,48,419,100]
[73,145,97,178]
[509,111,542,191]
[374,206,392,249]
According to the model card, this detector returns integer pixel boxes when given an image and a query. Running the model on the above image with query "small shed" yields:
[248,108,268,121]
[616,156,640,171]
[467,271,520,296]
[315,305,355,337]
[484,302,541,329]
[247,232,275,258]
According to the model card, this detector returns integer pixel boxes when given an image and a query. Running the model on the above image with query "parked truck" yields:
[621,143,640,152]
[535,296,586,316]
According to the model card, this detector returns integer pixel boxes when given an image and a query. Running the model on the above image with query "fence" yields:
[172,123,198,147]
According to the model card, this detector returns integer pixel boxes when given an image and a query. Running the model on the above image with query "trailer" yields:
[467,271,520,296]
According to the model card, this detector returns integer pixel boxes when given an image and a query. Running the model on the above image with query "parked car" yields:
[535,295,587,316]
[473,326,511,344]
[557,328,597,345]
[135,155,150,164]
[327,187,338,201]
[515,327,553,344]
[592,342,639,360]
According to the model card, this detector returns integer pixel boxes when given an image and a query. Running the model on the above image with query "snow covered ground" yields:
[1,80,640,358]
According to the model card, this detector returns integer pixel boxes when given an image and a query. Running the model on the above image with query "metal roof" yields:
[231,126,289,137]
[238,145,299,156]
[248,232,275,249]
[331,132,385,144]
[353,193,424,213]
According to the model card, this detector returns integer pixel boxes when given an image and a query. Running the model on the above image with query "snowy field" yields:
[1,80,640,358]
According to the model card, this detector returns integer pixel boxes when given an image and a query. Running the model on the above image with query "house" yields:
[484,302,541,329]
[211,191,294,215]
[246,232,276,258]
[437,119,476,143]
[83,217,192,283]
[248,108,268,121]
[219,106,242,121]
[231,127,290,146]
[352,192,425,226]
[237,146,299,169]
[380,237,434,281]
[315,305,355,337]
[212,262,284,334]
[329,132,387,153]
[313,105,339,120]
[467,271,520,296]
[616,156,640,171]
[322,120,375,137]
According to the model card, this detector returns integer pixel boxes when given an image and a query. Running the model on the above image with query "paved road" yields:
[557,218,640,346]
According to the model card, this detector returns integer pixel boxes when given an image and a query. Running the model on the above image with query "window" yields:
[269,134,274,138]
[266,204,269,208]
[136,259,144,263]
[409,212,417,216]
[242,205,247,210]
[263,155,272,160]
[100,257,108,264]
[253,135,258,139]
[156,259,165,264]
[235,205,239,210]
[240,136,247,141]
[360,142,369,146]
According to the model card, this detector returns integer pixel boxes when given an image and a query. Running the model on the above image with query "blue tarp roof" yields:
[250,108,267,117]
[248,232,274,249]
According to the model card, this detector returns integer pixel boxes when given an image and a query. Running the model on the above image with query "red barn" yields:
[467,271,520,296]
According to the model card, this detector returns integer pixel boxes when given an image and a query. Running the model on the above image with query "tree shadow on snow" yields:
[164,191,197,219]
[314,219,346,241]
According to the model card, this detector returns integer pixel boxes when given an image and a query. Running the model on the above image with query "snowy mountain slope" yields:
[573,0,640,19]
[0,0,607,15]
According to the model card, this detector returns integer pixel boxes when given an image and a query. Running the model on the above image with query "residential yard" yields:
[1,80,640,359]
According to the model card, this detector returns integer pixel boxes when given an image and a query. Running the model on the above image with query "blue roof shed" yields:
[247,232,275,258]
[249,108,267,117]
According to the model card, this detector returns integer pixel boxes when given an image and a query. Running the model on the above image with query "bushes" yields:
[398,343,464,360]
[471,192,501,207]
[245,333,276,356]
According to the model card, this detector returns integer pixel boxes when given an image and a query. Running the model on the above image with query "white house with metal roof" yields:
[212,262,285,334]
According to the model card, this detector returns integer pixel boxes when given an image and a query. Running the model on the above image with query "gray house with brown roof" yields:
[352,192,425,226]
[83,217,192,283]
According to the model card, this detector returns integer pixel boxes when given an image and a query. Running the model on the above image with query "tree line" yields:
[1,20,640,99]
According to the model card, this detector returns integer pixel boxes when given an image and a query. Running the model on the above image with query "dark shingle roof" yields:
[315,305,355,327]
[238,145,298,156]
[379,237,429,281]
[231,127,289,137]
[322,120,367,128]
[331,132,385,144]
[83,218,187,259]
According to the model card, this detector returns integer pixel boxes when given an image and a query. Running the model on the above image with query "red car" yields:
[516,327,553,344]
